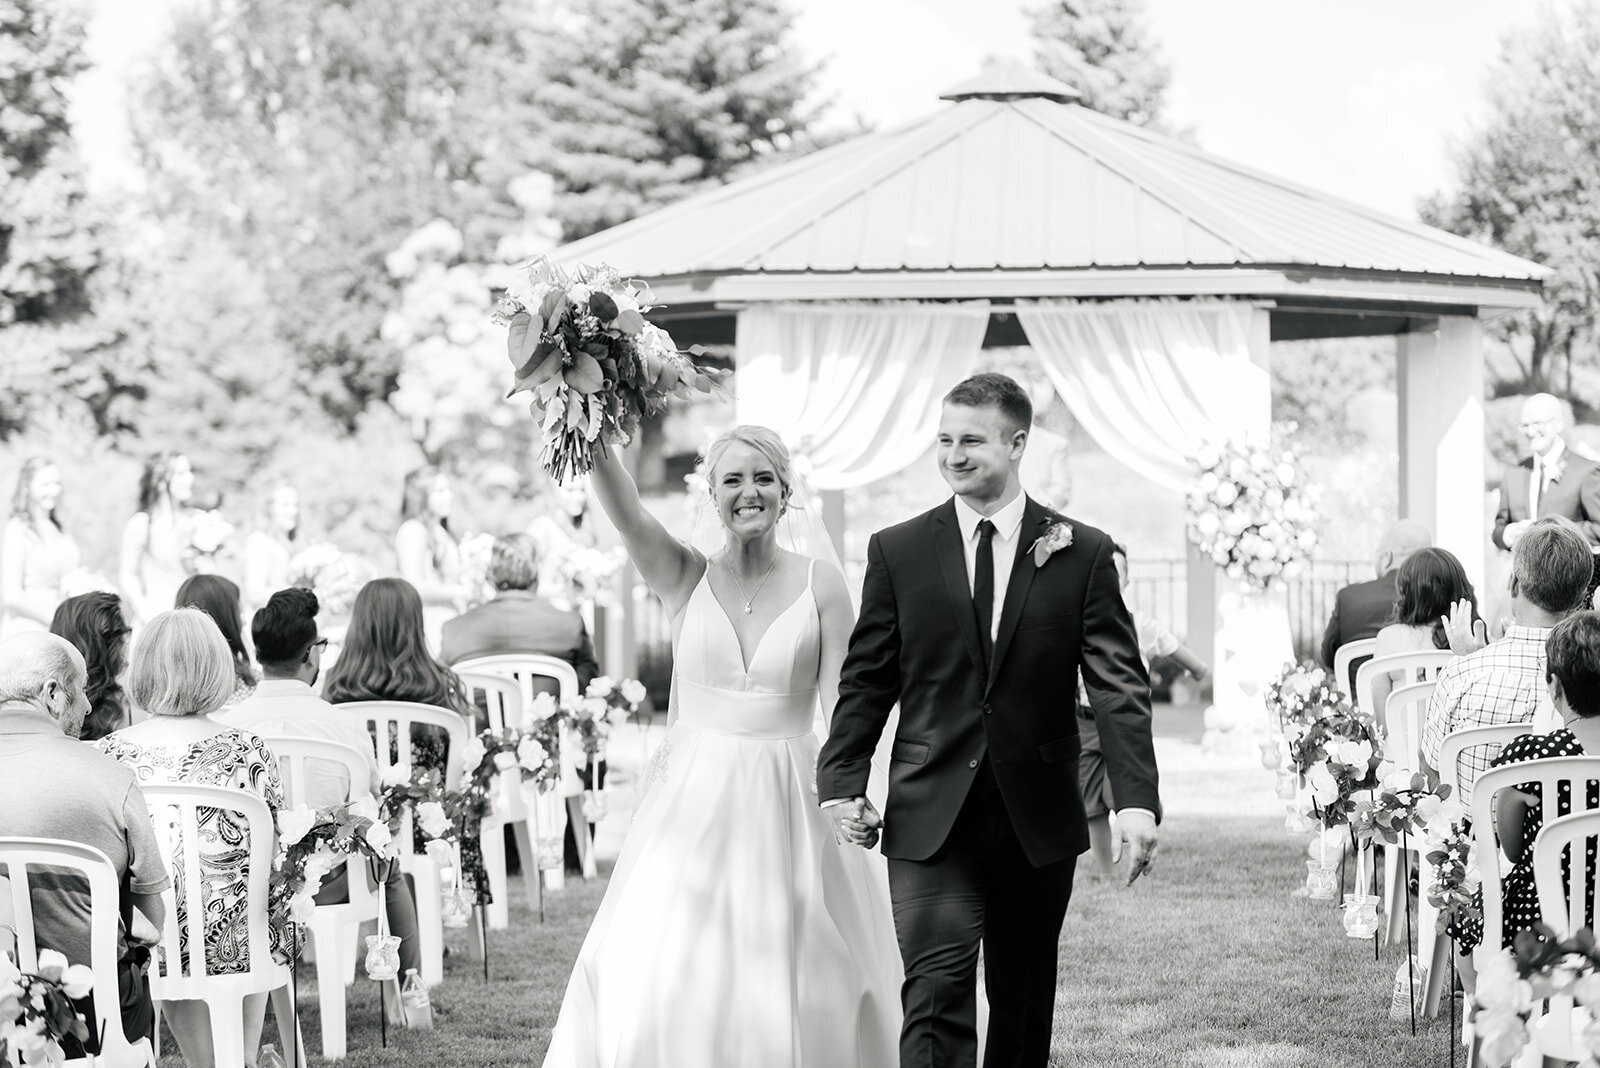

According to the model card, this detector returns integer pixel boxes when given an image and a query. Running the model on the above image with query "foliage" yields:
[526,0,820,239]
[1419,2,1600,405]
[0,950,91,1065]
[272,795,404,929]
[1026,0,1170,127]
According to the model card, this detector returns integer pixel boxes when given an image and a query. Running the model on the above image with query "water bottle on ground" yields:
[258,1043,286,1068]
[401,967,435,1030]
[1389,954,1427,1020]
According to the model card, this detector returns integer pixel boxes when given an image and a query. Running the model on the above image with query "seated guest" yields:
[1320,519,1432,692]
[1454,611,1600,971]
[49,591,134,740]
[1421,519,1594,804]
[323,578,488,903]
[176,574,258,708]
[0,632,169,1056]
[215,587,422,995]
[96,609,286,1068]
[1368,548,1478,722]
[439,533,600,689]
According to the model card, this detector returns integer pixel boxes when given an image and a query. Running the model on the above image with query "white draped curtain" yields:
[1016,299,1267,493]
[734,301,991,490]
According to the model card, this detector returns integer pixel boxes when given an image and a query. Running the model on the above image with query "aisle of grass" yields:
[160,730,1455,1068]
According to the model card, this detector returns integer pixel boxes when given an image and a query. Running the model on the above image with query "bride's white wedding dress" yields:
[540,561,902,1067]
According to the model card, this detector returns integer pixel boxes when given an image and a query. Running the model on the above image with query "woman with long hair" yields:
[322,577,486,899]
[243,483,300,610]
[1370,547,1479,717]
[175,574,257,705]
[394,467,470,651]
[119,451,198,625]
[1,456,82,636]
[49,591,134,740]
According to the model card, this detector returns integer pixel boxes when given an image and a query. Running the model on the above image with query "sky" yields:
[73,0,1545,220]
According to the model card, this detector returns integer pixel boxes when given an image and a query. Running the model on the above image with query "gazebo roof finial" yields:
[938,59,1082,104]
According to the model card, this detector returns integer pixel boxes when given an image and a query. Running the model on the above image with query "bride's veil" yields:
[684,440,895,813]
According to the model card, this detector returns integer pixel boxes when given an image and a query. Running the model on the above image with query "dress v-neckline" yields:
[701,569,811,676]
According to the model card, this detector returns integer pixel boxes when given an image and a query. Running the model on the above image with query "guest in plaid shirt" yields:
[1421,519,1594,804]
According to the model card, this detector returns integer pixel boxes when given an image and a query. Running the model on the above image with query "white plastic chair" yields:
[1353,650,1454,724]
[1331,637,1377,699]
[0,838,158,1067]
[259,736,379,1059]
[140,784,303,1068]
[1530,809,1600,1062]
[454,672,538,929]
[336,700,467,987]
[453,655,590,886]
[1378,680,1438,948]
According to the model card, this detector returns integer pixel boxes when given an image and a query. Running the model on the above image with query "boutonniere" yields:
[1028,520,1073,567]
[1550,456,1568,485]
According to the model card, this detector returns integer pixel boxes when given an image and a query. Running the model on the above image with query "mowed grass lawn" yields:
[165,711,1456,1068]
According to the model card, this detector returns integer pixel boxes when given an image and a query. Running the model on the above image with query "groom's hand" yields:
[1118,809,1158,886]
[825,797,882,849]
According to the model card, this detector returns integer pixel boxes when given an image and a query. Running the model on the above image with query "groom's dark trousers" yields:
[819,497,1159,1068]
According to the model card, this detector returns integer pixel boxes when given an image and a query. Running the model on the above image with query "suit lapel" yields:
[988,497,1049,694]
[932,502,987,680]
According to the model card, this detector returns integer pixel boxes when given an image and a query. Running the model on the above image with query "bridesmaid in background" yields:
[119,452,197,625]
[244,483,300,610]
[1,456,81,637]
[395,466,469,652]
[528,475,597,603]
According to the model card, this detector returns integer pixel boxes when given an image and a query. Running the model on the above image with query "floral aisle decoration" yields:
[0,951,92,1065]
[1285,700,1380,897]
[494,256,729,482]
[1349,770,1462,942]
[445,704,568,890]
[1424,798,1481,940]
[1185,432,1319,591]
[1471,925,1600,1067]
[563,677,648,823]
[271,794,407,930]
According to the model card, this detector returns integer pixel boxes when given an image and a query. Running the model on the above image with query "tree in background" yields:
[528,0,819,239]
[1421,1,1600,410]
[0,0,128,437]
[1027,0,1170,127]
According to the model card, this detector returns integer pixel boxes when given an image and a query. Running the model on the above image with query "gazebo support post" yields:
[1397,317,1487,592]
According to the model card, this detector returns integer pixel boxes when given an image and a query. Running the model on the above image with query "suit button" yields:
[969,759,980,769]
[983,703,993,715]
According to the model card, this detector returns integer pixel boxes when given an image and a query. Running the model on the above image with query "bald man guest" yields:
[1495,393,1600,552]
[1321,520,1433,692]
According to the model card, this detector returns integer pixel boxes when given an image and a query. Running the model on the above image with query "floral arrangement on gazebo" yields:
[1186,433,1319,591]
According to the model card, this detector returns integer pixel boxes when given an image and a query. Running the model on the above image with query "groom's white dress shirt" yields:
[952,490,1027,643]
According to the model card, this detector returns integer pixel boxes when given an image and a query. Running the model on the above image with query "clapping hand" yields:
[1441,597,1494,656]
[826,797,882,850]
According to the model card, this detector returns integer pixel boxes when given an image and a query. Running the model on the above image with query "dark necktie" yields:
[974,519,995,664]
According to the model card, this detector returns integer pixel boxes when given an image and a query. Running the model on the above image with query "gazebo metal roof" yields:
[552,63,1544,326]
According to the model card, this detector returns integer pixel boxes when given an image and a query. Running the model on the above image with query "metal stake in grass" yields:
[1403,826,1417,1035]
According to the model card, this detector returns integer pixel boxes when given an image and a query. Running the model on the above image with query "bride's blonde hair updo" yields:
[704,426,795,508]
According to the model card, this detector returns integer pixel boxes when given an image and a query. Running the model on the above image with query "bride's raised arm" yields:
[812,559,856,731]
[590,449,703,616]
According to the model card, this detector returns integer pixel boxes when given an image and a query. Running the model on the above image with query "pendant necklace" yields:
[725,555,779,613]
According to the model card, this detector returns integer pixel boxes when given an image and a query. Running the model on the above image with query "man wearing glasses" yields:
[1494,393,1600,552]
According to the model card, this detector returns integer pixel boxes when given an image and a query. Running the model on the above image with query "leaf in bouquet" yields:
[566,389,587,431]
[566,351,606,394]
[540,289,569,334]
[588,291,619,322]
[654,358,680,392]
[506,311,540,370]
[613,308,646,335]
[510,343,565,396]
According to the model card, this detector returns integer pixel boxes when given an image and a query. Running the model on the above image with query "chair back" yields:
[1354,650,1454,721]
[260,737,373,811]
[1332,638,1377,698]
[455,672,527,734]
[1533,809,1600,939]
[334,701,469,791]
[1470,756,1600,962]
[1383,680,1437,774]
[138,784,279,997]
[1437,723,1536,807]
[453,654,580,707]
[0,838,155,1066]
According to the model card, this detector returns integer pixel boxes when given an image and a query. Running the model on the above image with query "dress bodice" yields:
[671,563,820,739]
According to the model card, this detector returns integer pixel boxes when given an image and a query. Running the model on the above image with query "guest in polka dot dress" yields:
[1456,611,1600,959]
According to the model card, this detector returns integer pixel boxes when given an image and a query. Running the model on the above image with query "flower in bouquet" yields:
[620,678,648,707]
[416,800,451,840]
[186,508,234,558]
[586,676,615,699]
[288,542,343,585]
[529,692,560,721]
[496,256,730,482]
[289,544,375,617]
[1186,430,1319,591]
[277,805,317,847]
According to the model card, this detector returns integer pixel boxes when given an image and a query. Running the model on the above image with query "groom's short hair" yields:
[944,373,1032,433]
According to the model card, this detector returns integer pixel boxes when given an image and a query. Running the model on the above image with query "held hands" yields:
[826,797,883,850]
[1442,597,1497,656]
[1118,809,1159,887]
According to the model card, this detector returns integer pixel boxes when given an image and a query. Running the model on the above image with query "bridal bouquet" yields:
[288,545,375,617]
[1186,433,1319,590]
[187,509,234,559]
[0,951,93,1065]
[494,256,728,482]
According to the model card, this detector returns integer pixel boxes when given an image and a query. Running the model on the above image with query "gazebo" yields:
[553,62,1546,671]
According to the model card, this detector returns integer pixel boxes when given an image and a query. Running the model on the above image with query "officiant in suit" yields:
[819,373,1160,1068]
[1494,393,1600,552]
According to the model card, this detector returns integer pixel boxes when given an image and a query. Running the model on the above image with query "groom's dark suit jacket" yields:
[818,496,1161,867]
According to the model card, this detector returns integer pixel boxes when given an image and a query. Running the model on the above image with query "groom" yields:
[819,372,1161,1068]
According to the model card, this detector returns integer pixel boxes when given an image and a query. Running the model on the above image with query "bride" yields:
[540,426,901,1068]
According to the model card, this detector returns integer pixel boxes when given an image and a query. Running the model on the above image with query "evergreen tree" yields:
[1027,0,1170,127]
[529,0,818,239]
[1420,1,1600,406]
